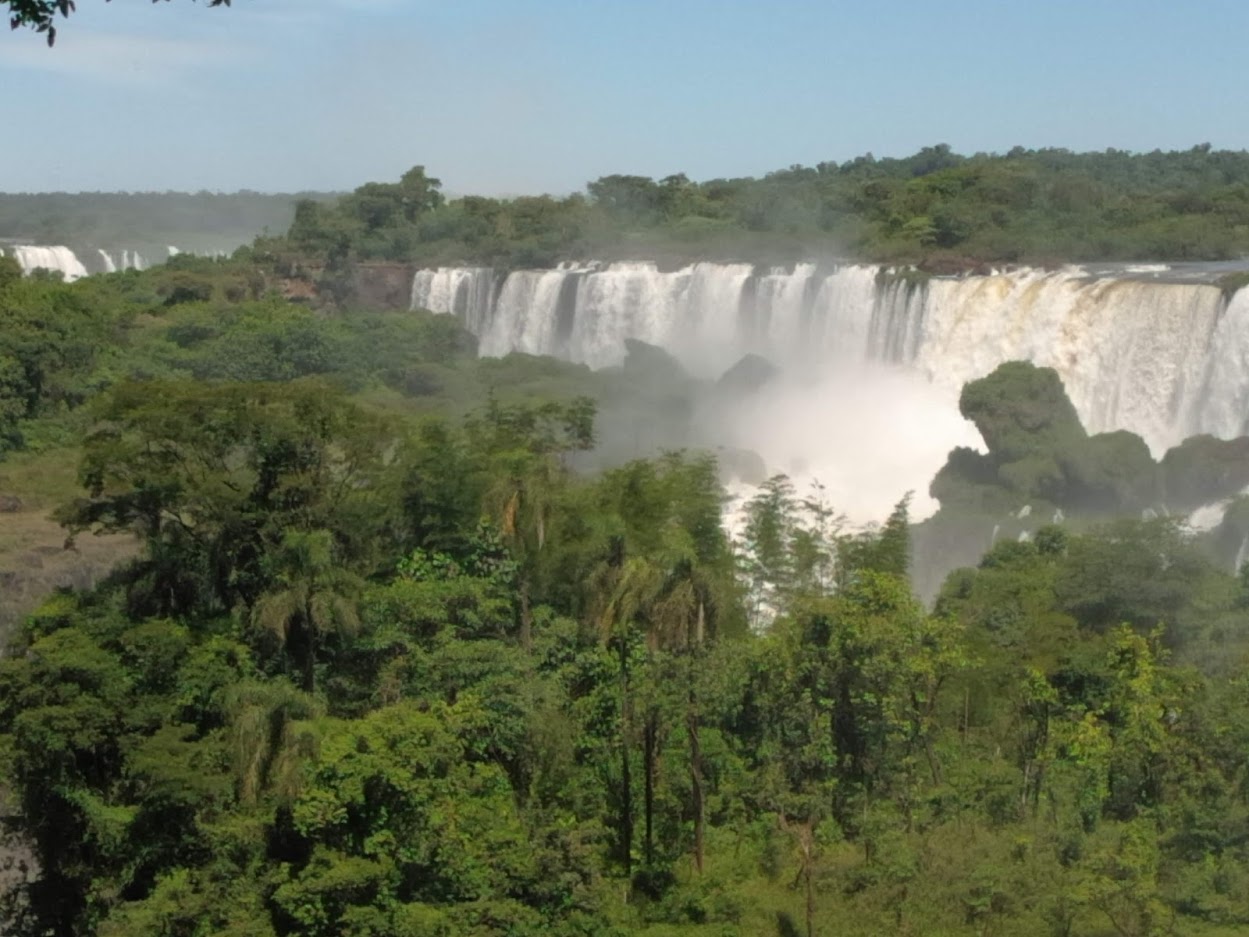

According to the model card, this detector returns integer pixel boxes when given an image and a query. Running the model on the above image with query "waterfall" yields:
[410,267,496,335]
[3,246,89,282]
[1236,535,1249,575]
[909,270,1225,453]
[97,249,117,274]
[410,260,1249,457]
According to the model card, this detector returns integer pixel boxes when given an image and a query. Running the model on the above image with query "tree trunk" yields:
[519,577,533,652]
[779,814,816,937]
[805,844,815,937]
[688,698,704,874]
[688,645,705,874]
[643,712,656,868]
[300,614,317,694]
[619,640,634,887]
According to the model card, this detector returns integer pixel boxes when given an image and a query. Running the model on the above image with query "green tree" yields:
[251,529,363,694]
[58,378,393,620]
[6,0,231,45]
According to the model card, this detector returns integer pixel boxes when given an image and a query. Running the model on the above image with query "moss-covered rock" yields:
[716,353,779,396]
[1061,429,1160,513]
[1160,434,1249,512]
[959,361,1086,464]
[935,362,1160,517]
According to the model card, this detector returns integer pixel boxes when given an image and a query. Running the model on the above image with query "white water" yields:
[410,261,1249,523]
[4,245,153,278]
[2,246,90,282]
[410,267,497,335]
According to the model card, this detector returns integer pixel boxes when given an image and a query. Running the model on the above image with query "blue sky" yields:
[1,0,1246,194]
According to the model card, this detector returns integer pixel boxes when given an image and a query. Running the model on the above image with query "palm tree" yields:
[481,446,567,652]
[226,679,323,805]
[594,528,721,874]
[251,529,362,694]
[587,541,652,883]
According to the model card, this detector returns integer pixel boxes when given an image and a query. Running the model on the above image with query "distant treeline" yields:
[8,145,1249,270]
[270,144,1249,271]
[0,190,339,254]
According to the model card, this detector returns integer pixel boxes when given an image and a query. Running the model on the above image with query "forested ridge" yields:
[267,144,1249,274]
[4,239,1249,937]
[7,144,1249,277]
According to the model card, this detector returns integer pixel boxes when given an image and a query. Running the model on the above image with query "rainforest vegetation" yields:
[5,242,1249,937]
[261,144,1249,273]
[6,144,1249,275]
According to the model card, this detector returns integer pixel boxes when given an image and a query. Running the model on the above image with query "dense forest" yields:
[4,236,1249,937]
[267,145,1249,274]
[7,144,1249,280]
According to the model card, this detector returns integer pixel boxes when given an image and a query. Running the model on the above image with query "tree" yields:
[251,530,363,694]
[6,0,231,46]
[58,378,394,621]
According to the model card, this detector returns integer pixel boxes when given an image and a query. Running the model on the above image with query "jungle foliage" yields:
[4,256,1249,937]
[267,144,1249,273]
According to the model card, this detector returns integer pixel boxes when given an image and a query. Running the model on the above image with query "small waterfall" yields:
[1185,288,1249,440]
[1236,535,1249,575]
[97,249,117,274]
[410,267,496,334]
[6,246,89,282]
[482,267,586,358]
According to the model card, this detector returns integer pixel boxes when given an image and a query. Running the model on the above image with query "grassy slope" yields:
[0,449,136,633]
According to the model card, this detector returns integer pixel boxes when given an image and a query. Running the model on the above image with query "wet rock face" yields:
[716,354,779,396]
[623,338,687,383]
[1160,435,1249,512]
[351,262,417,309]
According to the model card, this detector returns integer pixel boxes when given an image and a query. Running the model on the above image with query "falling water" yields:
[409,260,1249,522]
[3,246,89,282]
[410,261,1249,453]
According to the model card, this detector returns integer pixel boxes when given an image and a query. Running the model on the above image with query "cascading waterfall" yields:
[410,267,497,335]
[4,245,151,277]
[910,271,1226,453]
[1,246,89,282]
[1185,288,1249,441]
[410,261,1249,456]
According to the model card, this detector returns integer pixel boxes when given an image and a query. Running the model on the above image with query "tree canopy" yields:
[5,0,230,45]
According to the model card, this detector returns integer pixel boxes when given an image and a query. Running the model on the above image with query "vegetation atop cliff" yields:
[266,144,1249,277]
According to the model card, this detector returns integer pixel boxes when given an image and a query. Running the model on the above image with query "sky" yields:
[1,0,1247,195]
